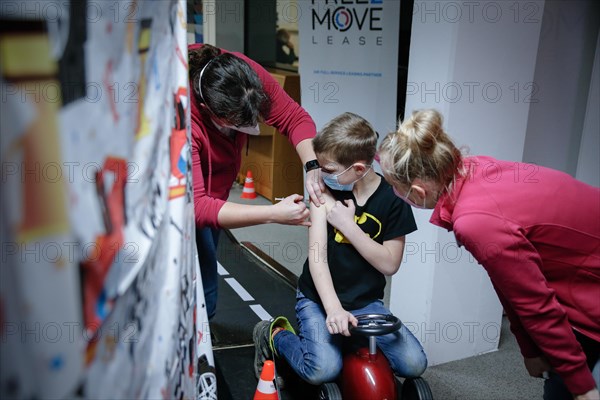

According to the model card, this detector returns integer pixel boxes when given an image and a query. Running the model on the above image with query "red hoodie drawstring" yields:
[207,132,213,196]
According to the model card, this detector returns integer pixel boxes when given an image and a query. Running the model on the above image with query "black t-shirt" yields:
[298,175,417,310]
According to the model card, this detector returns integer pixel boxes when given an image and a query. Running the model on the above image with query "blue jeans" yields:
[195,227,220,320]
[273,290,428,385]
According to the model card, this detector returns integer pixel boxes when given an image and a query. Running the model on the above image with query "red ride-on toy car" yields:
[317,314,433,400]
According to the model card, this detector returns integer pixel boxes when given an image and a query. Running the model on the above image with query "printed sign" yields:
[298,0,401,138]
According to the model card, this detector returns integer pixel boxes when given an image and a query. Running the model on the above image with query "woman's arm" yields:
[455,214,597,396]
[217,194,310,229]
[326,200,405,275]
[296,139,325,206]
[308,194,357,336]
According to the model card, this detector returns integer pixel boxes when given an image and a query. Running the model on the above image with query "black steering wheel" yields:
[349,314,401,336]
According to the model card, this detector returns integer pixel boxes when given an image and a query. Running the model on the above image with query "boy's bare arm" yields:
[308,192,357,336]
[350,234,406,276]
[308,192,339,313]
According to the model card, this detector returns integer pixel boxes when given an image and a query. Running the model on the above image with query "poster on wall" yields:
[0,1,215,399]
[298,0,401,140]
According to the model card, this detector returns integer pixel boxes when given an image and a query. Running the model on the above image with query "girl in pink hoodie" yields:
[379,109,599,400]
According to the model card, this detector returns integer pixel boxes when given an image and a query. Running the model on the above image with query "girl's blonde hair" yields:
[379,109,462,189]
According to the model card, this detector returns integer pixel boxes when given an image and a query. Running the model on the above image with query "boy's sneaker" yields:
[252,316,296,380]
[253,320,272,380]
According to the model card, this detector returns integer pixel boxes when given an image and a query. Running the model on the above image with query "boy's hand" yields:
[327,199,356,232]
[326,308,358,337]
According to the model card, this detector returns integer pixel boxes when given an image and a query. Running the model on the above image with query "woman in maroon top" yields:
[189,44,324,319]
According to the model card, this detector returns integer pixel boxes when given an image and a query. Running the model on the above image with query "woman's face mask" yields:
[393,186,427,209]
[321,164,371,191]
[211,119,260,135]
[235,124,260,135]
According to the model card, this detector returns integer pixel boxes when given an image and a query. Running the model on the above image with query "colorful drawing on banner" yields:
[196,330,217,399]
[1,19,86,399]
[164,253,195,399]
[104,60,120,123]
[151,50,161,91]
[169,87,189,199]
[80,157,127,335]
[1,1,215,398]
[55,0,87,106]
[135,18,153,139]
[177,1,187,29]
[85,229,166,398]
[0,21,69,243]
[176,44,188,69]
[126,20,135,53]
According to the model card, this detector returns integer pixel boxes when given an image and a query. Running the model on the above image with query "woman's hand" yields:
[326,199,356,233]
[523,356,551,378]
[574,388,599,400]
[326,307,358,337]
[305,168,325,207]
[272,194,310,226]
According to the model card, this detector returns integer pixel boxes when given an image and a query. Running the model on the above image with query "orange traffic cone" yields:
[254,360,279,400]
[241,170,257,199]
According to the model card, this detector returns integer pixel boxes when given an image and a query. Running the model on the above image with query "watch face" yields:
[305,160,320,171]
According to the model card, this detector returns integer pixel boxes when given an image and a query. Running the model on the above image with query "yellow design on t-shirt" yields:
[334,212,382,243]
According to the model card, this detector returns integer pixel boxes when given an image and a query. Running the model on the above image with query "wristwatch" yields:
[304,159,320,172]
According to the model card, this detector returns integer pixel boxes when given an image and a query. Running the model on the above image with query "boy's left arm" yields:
[327,199,405,276]
[309,193,358,336]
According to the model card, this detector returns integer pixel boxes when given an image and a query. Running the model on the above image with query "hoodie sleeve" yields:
[190,105,226,229]
[236,54,317,146]
[454,213,596,395]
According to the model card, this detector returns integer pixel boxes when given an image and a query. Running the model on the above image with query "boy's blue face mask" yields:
[321,164,372,191]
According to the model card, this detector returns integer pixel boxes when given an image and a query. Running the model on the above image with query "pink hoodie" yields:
[431,156,600,394]
[189,44,316,228]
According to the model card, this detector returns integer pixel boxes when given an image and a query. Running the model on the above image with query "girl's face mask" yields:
[321,164,371,191]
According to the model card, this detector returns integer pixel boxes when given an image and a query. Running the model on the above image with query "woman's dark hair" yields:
[189,44,271,127]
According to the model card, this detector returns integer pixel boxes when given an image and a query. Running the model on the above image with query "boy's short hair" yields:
[313,112,378,166]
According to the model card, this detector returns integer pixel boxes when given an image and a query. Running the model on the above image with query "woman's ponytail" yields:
[379,109,462,189]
